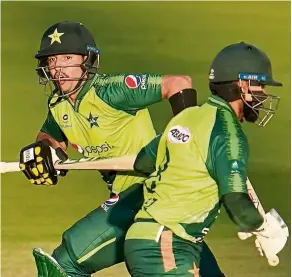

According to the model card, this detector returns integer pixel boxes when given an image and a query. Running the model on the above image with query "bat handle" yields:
[0,162,21,173]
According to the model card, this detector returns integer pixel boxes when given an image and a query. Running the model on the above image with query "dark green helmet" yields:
[208,42,282,86]
[35,21,98,58]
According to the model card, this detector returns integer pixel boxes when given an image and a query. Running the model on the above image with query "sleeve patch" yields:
[124,74,148,89]
[168,125,191,144]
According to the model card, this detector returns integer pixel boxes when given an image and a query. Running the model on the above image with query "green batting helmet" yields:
[35,21,98,58]
[208,42,282,86]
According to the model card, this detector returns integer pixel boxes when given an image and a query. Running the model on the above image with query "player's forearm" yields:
[222,192,264,232]
[161,75,193,99]
[36,131,68,152]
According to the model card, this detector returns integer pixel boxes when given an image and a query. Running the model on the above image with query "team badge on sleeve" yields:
[168,125,191,144]
[124,75,142,88]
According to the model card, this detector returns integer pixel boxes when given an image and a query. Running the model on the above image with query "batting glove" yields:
[19,141,68,185]
[239,209,289,266]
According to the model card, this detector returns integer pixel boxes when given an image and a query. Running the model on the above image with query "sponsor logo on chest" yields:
[71,142,112,156]
[59,112,100,129]
[60,114,72,128]
[168,125,191,144]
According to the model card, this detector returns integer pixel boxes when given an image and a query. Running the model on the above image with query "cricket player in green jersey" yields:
[93,42,288,276]
[18,21,225,277]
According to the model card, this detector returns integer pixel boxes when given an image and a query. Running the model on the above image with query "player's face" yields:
[239,80,266,102]
[48,54,86,94]
[237,80,270,125]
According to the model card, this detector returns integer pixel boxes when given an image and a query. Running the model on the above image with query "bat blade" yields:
[0,156,135,173]
[246,178,266,216]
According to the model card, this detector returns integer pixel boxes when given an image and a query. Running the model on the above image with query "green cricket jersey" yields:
[41,73,163,193]
[133,95,249,242]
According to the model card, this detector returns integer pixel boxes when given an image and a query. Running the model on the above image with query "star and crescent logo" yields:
[48,28,64,45]
[87,112,99,128]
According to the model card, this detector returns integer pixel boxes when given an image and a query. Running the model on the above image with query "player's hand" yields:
[252,209,289,266]
[19,141,68,185]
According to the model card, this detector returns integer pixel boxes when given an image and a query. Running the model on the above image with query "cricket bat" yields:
[237,178,266,242]
[237,177,265,239]
[0,155,135,174]
[245,178,266,216]
[239,178,289,267]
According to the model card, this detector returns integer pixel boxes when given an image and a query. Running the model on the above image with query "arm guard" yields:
[168,88,198,116]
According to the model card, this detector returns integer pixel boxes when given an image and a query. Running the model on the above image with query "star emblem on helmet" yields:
[87,112,99,128]
[48,28,64,45]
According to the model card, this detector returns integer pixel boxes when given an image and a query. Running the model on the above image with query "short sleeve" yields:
[40,111,67,142]
[133,134,162,175]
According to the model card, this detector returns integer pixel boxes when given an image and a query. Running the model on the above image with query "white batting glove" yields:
[252,209,289,266]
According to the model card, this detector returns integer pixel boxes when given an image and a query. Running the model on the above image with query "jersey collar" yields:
[74,73,99,110]
[207,95,239,120]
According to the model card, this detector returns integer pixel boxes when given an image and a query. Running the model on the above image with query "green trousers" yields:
[125,234,201,276]
[52,184,224,277]
[125,221,224,277]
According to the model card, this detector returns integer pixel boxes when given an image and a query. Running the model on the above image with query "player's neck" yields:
[229,99,244,122]
[65,80,86,104]
[67,90,80,104]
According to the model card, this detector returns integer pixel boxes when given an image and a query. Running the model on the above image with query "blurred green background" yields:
[1,1,290,277]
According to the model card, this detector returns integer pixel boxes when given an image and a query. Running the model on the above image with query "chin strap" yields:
[209,82,242,102]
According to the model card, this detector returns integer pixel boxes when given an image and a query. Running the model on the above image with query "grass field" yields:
[1,1,291,277]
